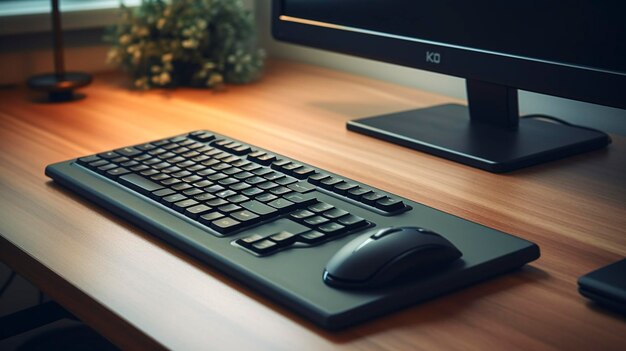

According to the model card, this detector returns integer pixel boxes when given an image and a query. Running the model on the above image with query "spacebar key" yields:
[119,173,164,194]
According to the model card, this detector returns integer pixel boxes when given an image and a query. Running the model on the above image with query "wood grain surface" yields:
[1,60,625,350]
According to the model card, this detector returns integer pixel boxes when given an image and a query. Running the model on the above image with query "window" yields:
[0,0,140,35]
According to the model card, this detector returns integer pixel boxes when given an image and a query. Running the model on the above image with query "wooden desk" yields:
[1,61,625,350]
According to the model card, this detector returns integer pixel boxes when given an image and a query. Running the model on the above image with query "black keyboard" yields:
[46,130,539,329]
[75,131,410,255]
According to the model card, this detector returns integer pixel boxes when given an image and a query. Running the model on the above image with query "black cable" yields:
[0,271,16,297]
[521,114,612,142]
[521,114,574,126]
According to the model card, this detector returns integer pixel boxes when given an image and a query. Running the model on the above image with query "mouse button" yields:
[375,245,461,283]
[371,227,402,239]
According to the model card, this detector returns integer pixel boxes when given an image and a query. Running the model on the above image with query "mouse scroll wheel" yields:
[371,227,402,239]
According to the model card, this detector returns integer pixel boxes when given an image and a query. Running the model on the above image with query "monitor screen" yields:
[282,1,626,75]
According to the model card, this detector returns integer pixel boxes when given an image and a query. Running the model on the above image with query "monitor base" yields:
[347,104,611,173]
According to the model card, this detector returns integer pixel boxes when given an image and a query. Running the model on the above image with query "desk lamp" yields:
[27,0,91,102]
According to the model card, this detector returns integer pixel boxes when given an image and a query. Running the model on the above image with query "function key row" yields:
[246,150,409,215]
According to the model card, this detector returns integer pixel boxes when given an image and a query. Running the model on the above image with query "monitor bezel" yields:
[271,0,626,110]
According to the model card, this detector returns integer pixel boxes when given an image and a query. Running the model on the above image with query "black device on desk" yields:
[273,0,626,172]
[579,259,626,315]
[46,130,539,329]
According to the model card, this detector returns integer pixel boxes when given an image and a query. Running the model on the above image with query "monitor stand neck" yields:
[467,79,519,130]
[346,79,610,172]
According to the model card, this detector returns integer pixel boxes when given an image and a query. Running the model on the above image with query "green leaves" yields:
[104,0,265,89]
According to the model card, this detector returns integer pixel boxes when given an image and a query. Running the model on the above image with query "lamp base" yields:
[27,72,92,102]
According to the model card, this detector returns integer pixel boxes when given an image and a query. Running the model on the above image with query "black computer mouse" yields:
[323,227,462,289]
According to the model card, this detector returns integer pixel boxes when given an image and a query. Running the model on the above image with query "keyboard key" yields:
[135,142,156,151]
[308,173,330,185]
[77,155,100,165]
[308,202,334,213]
[237,233,264,247]
[194,193,216,202]
[116,147,142,157]
[282,163,302,174]
[256,193,278,202]
[151,188,175,199]
[263,171,284,181]
[173,199,199,213]
[199,211,224,225]
[337,215,367,229]
[317,222,346,235]
[298,230,326,244]
[375,197,406,212]
[232,145,251,155]
[106,167,130,178]
[319,177,343,189]
[227,194,249,203]
[252,168,273,176]
[230,210,260,224]
[241,200,278,217]
[270,231,297,246]
[246,176,266,185]
[204,184,225,193]
[210,217,241,234]
[281,193,317,206]
[290,209,315,220]
[267,198,296,212]
[76,155,102,165]
[322,208,349,219]
[218,204,242,213]
[334,182,358,195]
[275,176,298,186]
[182,175,203,183]
[151,173,170,181]
[216,189,237,198]
[192,180,213,188]
[189,131,215,142]
[269,186,292,196]
[99,151,120,159]
[161,178,182,186]
[97,163,117,173]
[230,182,252,191]
[258,181,278,190]
[362,192,386,205]
[304,216,330,226]
[241,187,264,197]
[171,183,193,192]
[184,204,212,218]
[119,173,164,194]
[292,167,316,179]
[287,181,315,193]
[140,169,159,177]
[112,156,130,163]
[218,178,239,186]
[347,187,371,200]
[87,159,108,168]
[133,154,152,162]
[207,198,229,207]
[256,154,277,165]
[271,159,290,170]
[182,188,204,196]
[234,171,254,180]
[161,194,187,206]
[130,164,150,172]
[223,167,242,176]
[250,239,278,254]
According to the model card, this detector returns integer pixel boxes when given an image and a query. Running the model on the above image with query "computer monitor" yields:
[272,1,625,172]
